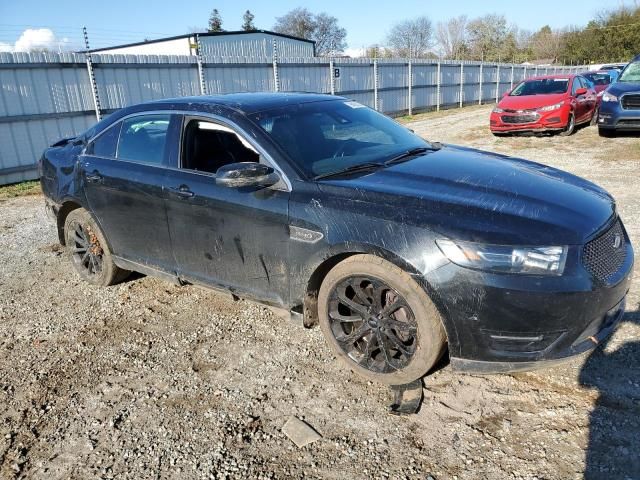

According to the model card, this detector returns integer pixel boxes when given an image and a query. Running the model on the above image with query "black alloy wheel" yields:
[70,221,104,276]
[327,276,418,374]
[63,208,129,286]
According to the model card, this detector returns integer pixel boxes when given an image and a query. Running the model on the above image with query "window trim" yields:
[84,110,292,191]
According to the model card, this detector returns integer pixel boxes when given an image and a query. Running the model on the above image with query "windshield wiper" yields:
[384,145,441,166]
[313,162,384,181]
[313,144,442,181]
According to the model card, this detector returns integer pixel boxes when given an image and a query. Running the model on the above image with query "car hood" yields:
[318,146,615,245]
[498,93,566,110]
[606,81,640,96]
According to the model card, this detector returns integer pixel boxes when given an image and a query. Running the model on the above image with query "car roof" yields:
[523,74,576,81]
[145,92,344,115]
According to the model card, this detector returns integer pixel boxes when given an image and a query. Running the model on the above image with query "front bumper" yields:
[489,108,569,133]
[598,100,640,130]
[425,222,634,373]
[450,298,626,373]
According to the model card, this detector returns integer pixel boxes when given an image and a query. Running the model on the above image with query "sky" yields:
[0,0,634,54]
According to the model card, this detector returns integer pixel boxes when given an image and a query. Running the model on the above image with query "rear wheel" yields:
[560,112,576,136]
[64,208,129,286]
[318,254,446,385]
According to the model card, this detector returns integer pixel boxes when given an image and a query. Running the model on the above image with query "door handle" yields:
[169,185,195,198]
[85,170,103,184]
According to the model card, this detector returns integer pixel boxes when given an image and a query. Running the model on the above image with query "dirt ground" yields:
[1,105,638,480]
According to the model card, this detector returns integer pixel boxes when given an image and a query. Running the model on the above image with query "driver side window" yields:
[572,78,581,95]
[181,119,259,174]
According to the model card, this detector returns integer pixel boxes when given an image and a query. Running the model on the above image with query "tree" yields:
[274,8,317,40]
[208,8,224,32]
[559,5,640,64]
[530,25,565,62]
[313,12,347,56]
[273,8,347,55]
[466,14,508,61]
[242,10,255,31]
[435,15,468,59]
[386,16,434,58]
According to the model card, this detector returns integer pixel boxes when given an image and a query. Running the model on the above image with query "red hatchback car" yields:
[490,74,598,136]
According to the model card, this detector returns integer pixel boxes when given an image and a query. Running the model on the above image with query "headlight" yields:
[436,239,568,275]
[492,107,504,113]
[537,101,564,112]
[602,92,618,102]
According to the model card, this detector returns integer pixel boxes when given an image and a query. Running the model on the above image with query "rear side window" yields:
[88,123,121,158]
[117,114,171,164]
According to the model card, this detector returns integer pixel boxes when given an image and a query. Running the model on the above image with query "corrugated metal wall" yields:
[199,33,315,58]
[0,51,581,185]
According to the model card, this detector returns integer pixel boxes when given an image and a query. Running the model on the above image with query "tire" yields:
[599,128,616,138]
[560,112,575,136]
[318,254,446,385]
[590,107,599,126]
[64,208,130,286]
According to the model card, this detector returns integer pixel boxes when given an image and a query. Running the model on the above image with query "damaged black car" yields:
[39,93,634,385]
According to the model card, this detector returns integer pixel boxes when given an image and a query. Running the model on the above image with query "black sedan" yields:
[39,93,634,385]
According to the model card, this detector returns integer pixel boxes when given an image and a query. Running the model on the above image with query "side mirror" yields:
[575,87,588,96]
[216,162,280,189]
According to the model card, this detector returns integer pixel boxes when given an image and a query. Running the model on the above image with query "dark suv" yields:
[40,93,634,385]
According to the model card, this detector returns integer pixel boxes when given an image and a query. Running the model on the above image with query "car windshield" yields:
[583,73,611,86]
[618,62,640,82]
[248,100,429,178]
[510,78,569,96]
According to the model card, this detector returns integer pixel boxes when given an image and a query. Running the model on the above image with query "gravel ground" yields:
[1,105,638,480]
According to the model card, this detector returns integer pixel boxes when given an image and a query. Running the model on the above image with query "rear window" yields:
[116,114,171,165]
[510,78,569,96]
[583,73,611,86]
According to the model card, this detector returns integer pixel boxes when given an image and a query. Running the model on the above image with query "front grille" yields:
[501,114,538,124]
[621,94,640,110]
[582,219,627,283]
[616,119,640,127]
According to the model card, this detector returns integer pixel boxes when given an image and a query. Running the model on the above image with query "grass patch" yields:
[0,180,42,200]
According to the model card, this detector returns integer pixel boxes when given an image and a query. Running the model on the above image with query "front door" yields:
[80,113,178,273]
[165,117,291,305]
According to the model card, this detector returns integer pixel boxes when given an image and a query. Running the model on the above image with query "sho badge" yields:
[290,226,323,243]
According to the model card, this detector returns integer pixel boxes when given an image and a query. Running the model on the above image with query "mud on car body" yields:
[39,93,634,385]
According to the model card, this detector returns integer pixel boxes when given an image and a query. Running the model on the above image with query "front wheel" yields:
[560,112,576,136]
[318,254,446,385]
[64,208,129,286]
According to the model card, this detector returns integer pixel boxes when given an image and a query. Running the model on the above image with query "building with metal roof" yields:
[86,30,316,58]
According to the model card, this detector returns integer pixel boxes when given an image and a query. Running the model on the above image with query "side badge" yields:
[290,226,324,243]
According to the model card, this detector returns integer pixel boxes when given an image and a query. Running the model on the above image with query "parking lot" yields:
[0,104,638,480]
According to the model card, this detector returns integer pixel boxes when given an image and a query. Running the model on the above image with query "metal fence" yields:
[0,51,584,185]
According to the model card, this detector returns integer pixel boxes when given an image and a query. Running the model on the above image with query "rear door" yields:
[80,113,179,273]
[164,116,291,305]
